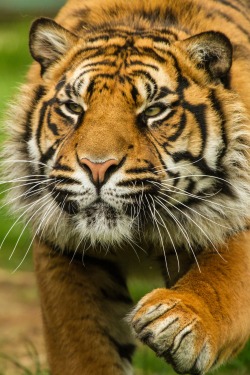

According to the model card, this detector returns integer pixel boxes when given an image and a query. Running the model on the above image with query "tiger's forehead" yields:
[83,26,179,49]
[58,31,180,105]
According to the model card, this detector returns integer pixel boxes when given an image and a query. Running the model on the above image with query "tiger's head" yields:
[5,18,250,252]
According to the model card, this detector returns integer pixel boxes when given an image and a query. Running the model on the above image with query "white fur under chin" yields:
[73,210,136,247]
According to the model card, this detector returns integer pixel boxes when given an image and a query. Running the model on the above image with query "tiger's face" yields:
[7,19,250,251]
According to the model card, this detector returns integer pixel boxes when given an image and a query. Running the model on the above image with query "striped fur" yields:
[3,0,250,374]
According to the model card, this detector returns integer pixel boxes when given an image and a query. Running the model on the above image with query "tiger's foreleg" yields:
[34,241,135,375]
[129,230,250,375]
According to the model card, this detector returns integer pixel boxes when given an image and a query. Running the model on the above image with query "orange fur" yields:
[4,0,250,374]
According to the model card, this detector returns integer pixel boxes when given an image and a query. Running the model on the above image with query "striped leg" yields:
[129,231,250,375]
[34,241,135,375]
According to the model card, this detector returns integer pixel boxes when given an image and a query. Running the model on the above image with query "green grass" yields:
[0,19,32,270]
[0,342,50,375]
[0,19,250,375]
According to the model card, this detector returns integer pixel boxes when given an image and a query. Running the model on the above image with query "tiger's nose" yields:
[80,158,119,185]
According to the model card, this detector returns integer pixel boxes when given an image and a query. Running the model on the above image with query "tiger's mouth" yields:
[69,199,136,245]
[83,200,120,226]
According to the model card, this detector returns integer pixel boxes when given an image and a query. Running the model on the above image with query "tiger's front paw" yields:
[129,288,219,375]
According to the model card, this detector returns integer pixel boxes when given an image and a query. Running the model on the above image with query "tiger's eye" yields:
[66,102,83,114]
[144,106,163,117]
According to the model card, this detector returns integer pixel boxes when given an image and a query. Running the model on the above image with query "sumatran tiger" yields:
[3,0,250,374]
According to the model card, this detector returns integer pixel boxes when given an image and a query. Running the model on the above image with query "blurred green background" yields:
[0,1,249,374]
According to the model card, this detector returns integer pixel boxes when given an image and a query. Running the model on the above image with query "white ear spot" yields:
[180,31,232,80]
[29,17,78,76]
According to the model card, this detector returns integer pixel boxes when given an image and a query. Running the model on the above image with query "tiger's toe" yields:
[129,289,218,374]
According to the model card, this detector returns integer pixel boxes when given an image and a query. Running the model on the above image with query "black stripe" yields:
[125,167,158,175]
[48,122,59,136]
[209,89,228,163]
[106,332,136,362]
[131,84,140,104]
[151,109,177,129]
[149,35,172,44]
[215,0,250,23]
[82,256,127,288]
[36,103,50,155]
[131,69,157,94]
[140,47,166,63]
[69,47,106,65]
[24,85,47,143]
[83,59,115,69]
[36,97,58,155]
[86,34,110,43]
[51,189,83,197]
[144,131,169,175]
[129,60,159,71]
[167,112,186,142]
[55,76,66,91]
[154,86,174,101]
[182,102,207,150]
[51,176,81,185]
[216,0,243,13]
[47,110,59,136]
[92,73,116,80]
[53,159,74,172]
[166,51,190,93]
[171,151,213,174]
[40,141,59,165]
[86,80,96,99]
[100,287,133,304]
[209,9,250,40]
[117,177,159,187]
[65,83,73,99]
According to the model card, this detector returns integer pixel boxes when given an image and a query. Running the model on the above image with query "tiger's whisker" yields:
[158,189,232,231]
[152,156,205,173]
[0,179,57,211]
[0,179,53,196]
[157,192,226,262]
[54,194,68,236]
[0,175,51,185]
[1,159,47,167]
[0,191,53,252]
[38,193,60,243]
[147,194,170,278]
[162,173,238,191]
[152,197,180,273]
[155,196,200,272]
[150,180,241,213]
[12,193,59,273]
[70,232,86,264]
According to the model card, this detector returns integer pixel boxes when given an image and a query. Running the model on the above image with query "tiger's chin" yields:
[73,202,136,246]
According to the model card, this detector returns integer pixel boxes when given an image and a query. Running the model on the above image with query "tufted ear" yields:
[29,18,78,76]
[180,31,232,80]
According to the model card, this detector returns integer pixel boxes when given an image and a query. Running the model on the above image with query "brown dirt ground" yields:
[0,269,47,374]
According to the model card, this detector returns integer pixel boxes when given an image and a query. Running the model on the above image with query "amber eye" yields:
[65,101,84,114]
[144,105,164,118]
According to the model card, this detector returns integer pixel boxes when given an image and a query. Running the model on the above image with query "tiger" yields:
[3,0,250,374]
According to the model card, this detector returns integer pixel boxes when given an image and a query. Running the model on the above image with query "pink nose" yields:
[81,158,119,184]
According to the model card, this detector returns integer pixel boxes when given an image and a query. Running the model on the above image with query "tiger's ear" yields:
[181,31,232,80]
[29,18,78,76]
